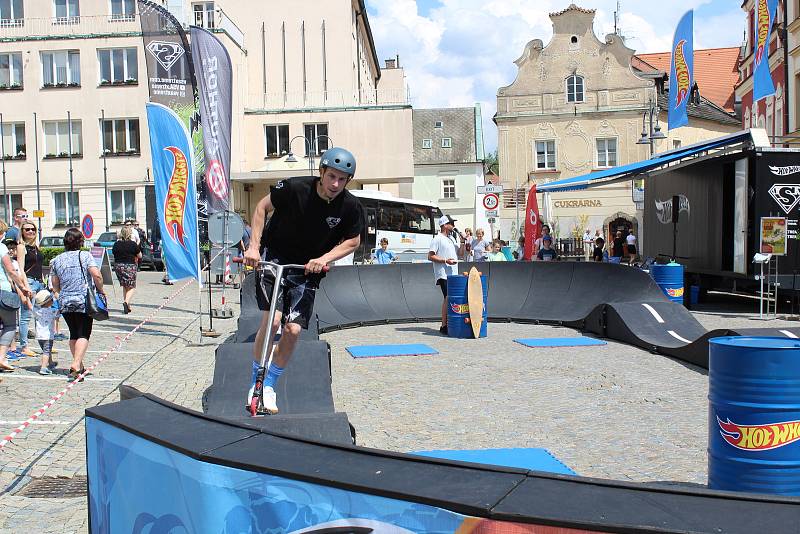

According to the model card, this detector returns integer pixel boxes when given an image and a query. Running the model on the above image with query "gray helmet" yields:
[319,147,356,177]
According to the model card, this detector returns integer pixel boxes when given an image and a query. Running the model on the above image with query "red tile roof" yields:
[635,47,740,112]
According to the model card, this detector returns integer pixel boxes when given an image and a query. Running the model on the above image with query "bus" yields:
[345,190,443,264]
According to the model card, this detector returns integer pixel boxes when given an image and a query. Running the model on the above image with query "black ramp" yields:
[205,341,335,418]
[517,262,576,322]
[314,278,358,332]
[485,262,531,320]
[318,265,380,325]
[239,272,258,315]
[357,263,413,321]
[399,262,441,320]
[606,301,707,348]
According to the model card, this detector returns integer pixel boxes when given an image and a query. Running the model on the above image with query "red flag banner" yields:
[523,184,542,261]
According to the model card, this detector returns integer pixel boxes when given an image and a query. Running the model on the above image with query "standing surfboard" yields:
[467,267,484,338]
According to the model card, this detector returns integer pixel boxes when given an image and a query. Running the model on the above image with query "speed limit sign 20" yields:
[483,193,499,210]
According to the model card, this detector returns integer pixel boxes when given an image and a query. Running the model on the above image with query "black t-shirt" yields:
[112,240,141,264]
[24,244,44,281]
[260,176,364,264]
[612,237,625,257]
[592,246,605,262]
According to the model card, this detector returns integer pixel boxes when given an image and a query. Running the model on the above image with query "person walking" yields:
[112,226,142,314]
[610,230,625,264]
[243,147,364,414]
[49,228,106,382]
[17,220,44,356]
[0,221,32,372]
[33,289,59,375]
[428,214,459,334]
[626,230,638,265]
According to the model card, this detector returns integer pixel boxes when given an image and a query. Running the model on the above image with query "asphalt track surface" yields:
[91,261,800,533]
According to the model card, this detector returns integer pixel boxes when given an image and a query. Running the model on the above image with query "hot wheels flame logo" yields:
[755,0,770,65]
[717,416,800,451]
[451,302,469,315]
[164,146,189,249]
[673,39,690,109]
[666,287,684,298]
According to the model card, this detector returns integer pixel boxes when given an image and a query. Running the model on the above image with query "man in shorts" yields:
[243,147,364,414]
[428,214,459,334]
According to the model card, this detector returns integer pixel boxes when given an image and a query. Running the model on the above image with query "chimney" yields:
[384,58,396,69]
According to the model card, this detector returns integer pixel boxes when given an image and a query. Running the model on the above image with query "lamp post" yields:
[636,99,667,157]
[284,135,333,174]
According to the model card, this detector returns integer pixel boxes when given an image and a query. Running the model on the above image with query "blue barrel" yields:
[708,336,800,495]
[447,274,488,338]
[690,285,700,306]
[650,262,684,303]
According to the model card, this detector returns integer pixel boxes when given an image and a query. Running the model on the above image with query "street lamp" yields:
[636,99,667,157]
[285,135,313,172]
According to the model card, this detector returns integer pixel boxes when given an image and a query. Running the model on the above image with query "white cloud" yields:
[366,1,744,154]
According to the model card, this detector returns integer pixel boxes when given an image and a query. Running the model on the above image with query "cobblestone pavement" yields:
[0,272,239,533]
[1,274,796,532]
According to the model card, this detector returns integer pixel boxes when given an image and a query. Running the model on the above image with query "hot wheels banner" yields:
[146,103,201,283]
[668,10,693,130]
[753,0,779,102]
[190,26,233,214]
[523,184,542,261]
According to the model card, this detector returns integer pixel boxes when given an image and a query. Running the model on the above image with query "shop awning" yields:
[537,129,764,193]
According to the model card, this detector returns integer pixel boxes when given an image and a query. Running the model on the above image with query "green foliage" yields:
[40,246,91,266]
[484,150,499,175]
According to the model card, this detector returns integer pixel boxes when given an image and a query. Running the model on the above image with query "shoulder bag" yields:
[0,249,21,310]
[79,251,109,321]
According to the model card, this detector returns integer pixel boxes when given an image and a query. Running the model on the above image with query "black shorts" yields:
[627,245,637,254]
[62,312,93,340]
[436,278,448,297]
[255,251,319,329]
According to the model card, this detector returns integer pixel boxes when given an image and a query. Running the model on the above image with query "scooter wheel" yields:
[249,396,259,417]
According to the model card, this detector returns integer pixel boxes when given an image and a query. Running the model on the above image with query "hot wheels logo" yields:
[666,287,684,298]
[164,146,189,249]
[717,416,800,451]
[755,0,770,65]
[673,39,690,109]
[450,303,469,315]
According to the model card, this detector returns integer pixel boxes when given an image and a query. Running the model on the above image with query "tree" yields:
[484,150,499,175]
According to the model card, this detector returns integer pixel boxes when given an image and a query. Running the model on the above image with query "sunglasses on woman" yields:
[22,227,36,232]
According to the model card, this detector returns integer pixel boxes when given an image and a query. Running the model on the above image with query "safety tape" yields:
[0,279,194,450]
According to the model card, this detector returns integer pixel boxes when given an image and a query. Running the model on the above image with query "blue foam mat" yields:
[346,344,439,358]
[514,337,607,347]
[412,448,576,475]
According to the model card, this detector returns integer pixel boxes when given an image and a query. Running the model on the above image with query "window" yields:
[98,48,137,84]
[1,123,25,159]
[441,137,452,148]
[192,2,215,29]
[110,190,136,224]
[43,120,82,157]
[53,0,80,23]
[0,194,22,222]
[264,124,289,158]
[503,187,527,209]
[672,139,682,149]
[42,50,81,87]
[110,0,135,21]
[442,178,456,199]
[53,191,79,226]
[422,138,432,149]
[566,74,584,103]
[0,0,23,25]
[596,138,617,168]
[403,205,433,233]
[434,120,443,128]
[535,140,556,170]
[378,203,404,232]
[101,118,139,154]
[0,52,22,88]
[304,123,328,156]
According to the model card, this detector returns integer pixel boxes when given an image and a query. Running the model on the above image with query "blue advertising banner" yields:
[146,102,201,283]
[753,0,779,103]
[668,10,693,130]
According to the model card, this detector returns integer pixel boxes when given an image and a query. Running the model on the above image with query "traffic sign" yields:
[478,184,504,194]
[483,193,499,210]
[487,217,496,224]
[81,214,94,239]
[32,210,44,218]
[485,210,498,217]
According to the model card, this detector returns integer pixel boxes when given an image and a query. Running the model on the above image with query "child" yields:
[372,237,397,264]
[487,239,507,261]
[592,237,608,262]
[536,235,558,261]
[33,289,59,375]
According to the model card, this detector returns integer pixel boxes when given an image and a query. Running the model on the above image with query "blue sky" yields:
[365,1,746,154]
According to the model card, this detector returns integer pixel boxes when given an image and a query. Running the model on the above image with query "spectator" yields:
[0,221,32,372]
[535,224,552,254]
[17,219,44,356]
[626,230,638,264]
[594,228,604,243]
[487,240,507,261]
[33,289,59,375]
[5,207,27,243]
[471,228,490,261]
[133,220,148,248]
[429,215,459,334]
[372,237,396,264]
[536,235,558,262]
[125,219,140,245]
[583,228,593,261]
[3,235,30,360]
[112,226,142,314]
[592,237,608,262]
[49,228,106,382]
[610,230,625,264]
[514,235,526,260]
[459,228,474,261]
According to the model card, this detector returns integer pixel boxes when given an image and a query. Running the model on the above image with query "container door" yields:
[734,158,748,274]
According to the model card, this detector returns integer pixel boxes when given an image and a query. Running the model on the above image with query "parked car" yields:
[39,236,64,249]
[94,231,118,265]
[95,231,163,271]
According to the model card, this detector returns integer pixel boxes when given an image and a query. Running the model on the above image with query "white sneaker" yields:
[261,386,279,414]
[246,384,255,409]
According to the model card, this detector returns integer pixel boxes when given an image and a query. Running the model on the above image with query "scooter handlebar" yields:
[256,260,330,273]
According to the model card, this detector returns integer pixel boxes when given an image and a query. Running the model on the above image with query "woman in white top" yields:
[626,231,637,264]
[0,220,34,372]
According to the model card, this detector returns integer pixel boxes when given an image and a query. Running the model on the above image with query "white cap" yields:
[438,214,456,227]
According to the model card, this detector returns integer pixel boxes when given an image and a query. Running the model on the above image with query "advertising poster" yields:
[760,217,787,255]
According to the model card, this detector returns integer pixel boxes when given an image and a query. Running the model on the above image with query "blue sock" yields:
[251,360,259,387]
[264,363,284,389]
